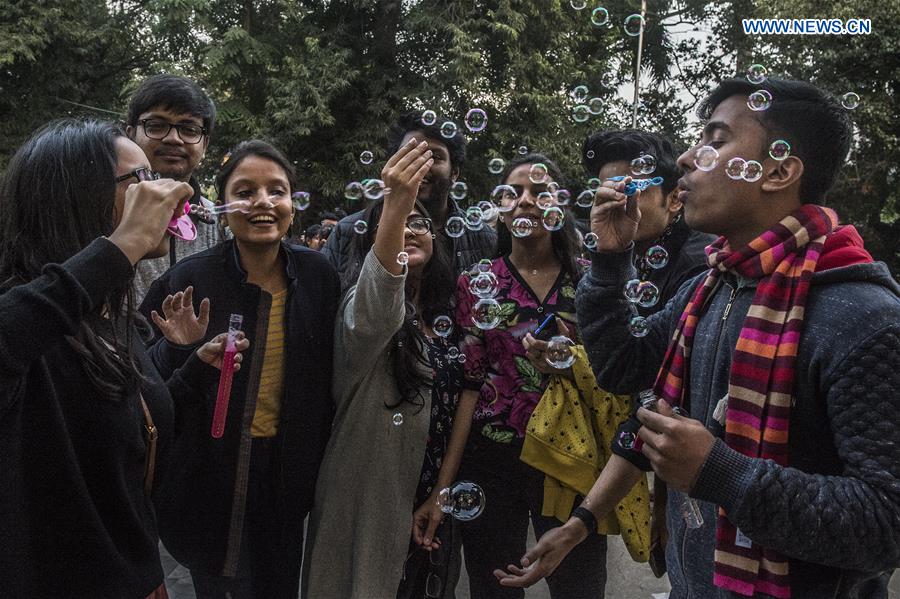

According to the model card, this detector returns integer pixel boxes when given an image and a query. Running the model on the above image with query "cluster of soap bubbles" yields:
[569,2,644,37]
[570,85,607,123]
[745,64,859,112]
[630,154,657,176]
[693,139,791,183]
[438,481,486,521]
[344,179,388,202]
[420,107,489,138]
[723,157,763,182]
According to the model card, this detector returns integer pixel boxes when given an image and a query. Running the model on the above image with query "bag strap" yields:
[139,394,158,497]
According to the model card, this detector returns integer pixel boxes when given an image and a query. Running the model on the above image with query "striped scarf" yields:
[653,204,839,598]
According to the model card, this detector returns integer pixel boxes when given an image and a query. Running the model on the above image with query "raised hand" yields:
[108,178,193,265]
[150,286,210,346]
[381,138,434,213]
[589,176,641,252]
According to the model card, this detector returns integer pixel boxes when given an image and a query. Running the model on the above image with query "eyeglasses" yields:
[139,118,207,144]
[405,217,433,235]
[114,167,160,184]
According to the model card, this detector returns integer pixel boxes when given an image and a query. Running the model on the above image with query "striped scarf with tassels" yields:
[652,204,839,598]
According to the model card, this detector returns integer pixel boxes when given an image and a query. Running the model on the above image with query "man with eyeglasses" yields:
[126,74,221,302]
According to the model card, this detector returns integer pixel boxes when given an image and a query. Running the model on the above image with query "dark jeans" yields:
[458,436,607,599]
[191,437,300,599]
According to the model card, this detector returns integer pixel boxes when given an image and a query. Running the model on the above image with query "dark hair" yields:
[698,77,852,202]
[215,140,297,199]
[342,200,456,409]
[496,153,584,284]
[126,74,217,134]
[386,111,467,172]
[0,118,144,401]
[582,129,681,196]
[320,211,340,222]
[305,223,322,242]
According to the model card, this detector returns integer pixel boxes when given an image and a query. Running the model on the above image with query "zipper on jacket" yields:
[721,285,738,320]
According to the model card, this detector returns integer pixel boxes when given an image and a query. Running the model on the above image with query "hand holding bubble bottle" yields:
[638,389,704,529]
[211,314,243,439]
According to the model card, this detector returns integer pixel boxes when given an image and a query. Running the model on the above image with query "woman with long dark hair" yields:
[140,140,340,599]
[418,153,616,598]
[0,119,245,598]
[302,139,462,599]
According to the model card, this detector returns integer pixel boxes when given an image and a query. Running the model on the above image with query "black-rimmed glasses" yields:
[139,118,208,144]
[374,217,433,236]
[114,167,160,184]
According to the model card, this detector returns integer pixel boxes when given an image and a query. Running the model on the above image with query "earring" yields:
[431,233,436,239]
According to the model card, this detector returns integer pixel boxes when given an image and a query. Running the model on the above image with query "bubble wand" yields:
[211,314,243,439]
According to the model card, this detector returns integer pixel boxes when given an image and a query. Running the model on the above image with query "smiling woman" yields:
[139,140,341,599]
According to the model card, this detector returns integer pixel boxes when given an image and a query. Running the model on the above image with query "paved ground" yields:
[162,530,900,599]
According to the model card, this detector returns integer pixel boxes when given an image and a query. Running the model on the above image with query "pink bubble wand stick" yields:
[211,314,243,439]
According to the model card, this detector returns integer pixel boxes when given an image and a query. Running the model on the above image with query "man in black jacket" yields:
[582,129,716,315]
[322,111,496,285]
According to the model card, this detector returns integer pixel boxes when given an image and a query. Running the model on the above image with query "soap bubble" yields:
[624,14,644,36]
[397,251,410,266]
[392,412,404,426]
[464,206,484,231]
[421,110,437,126]
[587,97,604,115]
[359,150,374,165]
[573,105,590,123]
[586,150,595,159]
[529,163,549,184]
[510,217,534,238]
[746,64,767,85]
[542,206,565,231]
[841,92,860,110]
[536,192,555,210]
[628,315,650,337]
[438,481,485,521]
[457,353,467,364]
[464,108,488,132]
[742,160,763,182]
[478,200,499,224]
[546,336,576,369]
[624,278,642,303]
[570,0,587,8]
[448,347,460,359]
[345,181,364,201]
[591,7,609,26]
[440,121,458,139]
[725,157,746,180]
[630,156,647,176]
[450,181,468,201]
[488,157,505,175]
[363,178,387,200]
[572,85,589,103]
[475,258,493,273]
[492,184,519,212]
[587,177,602,191]
[353,219,368,235]
[645,245,669,269]
[639,154,656,175]
[693,146,719,171]
[468,271,500,299]
[518,145,528,155]
[555,189,572,206]
[576,190,596,208]
[747,90,771,111]
[584,232,599,251]
[291,191,310,211]
[637,281,660,308]
[445,216,466,238]
[472,298,502,330]
[433,315,454,338]
[768,139,791,160]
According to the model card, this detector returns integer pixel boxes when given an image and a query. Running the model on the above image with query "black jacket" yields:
[321,200,497,282]
[140,239,340,580]
[0,238,205,598]
[578,247,900,598]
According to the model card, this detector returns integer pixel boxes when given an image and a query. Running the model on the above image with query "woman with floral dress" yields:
[414,153,610,599]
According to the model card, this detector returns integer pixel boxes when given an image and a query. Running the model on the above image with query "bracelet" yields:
[570,506,597,535]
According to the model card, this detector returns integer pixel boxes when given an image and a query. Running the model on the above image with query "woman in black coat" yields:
[141,140,341,599]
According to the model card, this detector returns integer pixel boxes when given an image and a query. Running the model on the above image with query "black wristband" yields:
[570,506,597,535]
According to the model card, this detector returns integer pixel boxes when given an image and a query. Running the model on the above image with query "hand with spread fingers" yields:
[636,399,716,493]
[589,176,642,252]
[492,521,588,588]
[150,285,211,346]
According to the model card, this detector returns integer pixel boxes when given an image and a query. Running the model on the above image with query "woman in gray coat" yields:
[303,138,463,599]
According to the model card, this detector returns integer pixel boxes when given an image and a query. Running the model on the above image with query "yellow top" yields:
[251,289,287,438]
[520,344,651,562]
